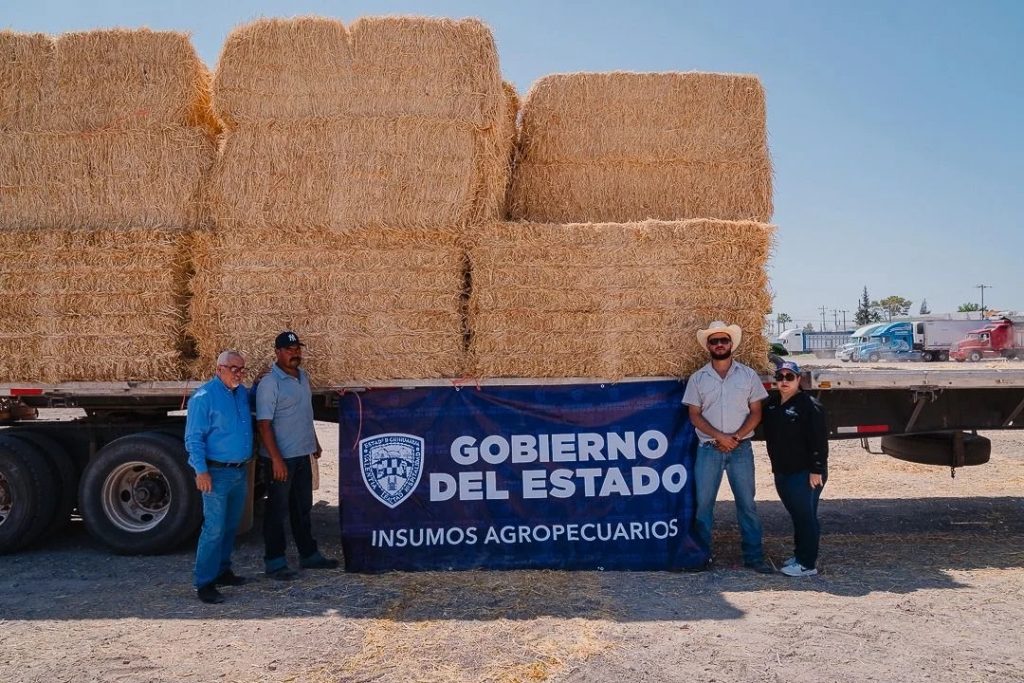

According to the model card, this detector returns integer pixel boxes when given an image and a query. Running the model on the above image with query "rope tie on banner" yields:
[178,380,192,411]
[448,375,482,392]
[337,388,364,453]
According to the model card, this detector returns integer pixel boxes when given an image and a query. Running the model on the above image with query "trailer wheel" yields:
[79,432,201,555]
[0,435,58,554]
[968,351,982,362]
[938,351,949,361]
[6,431,78,539]
[921,351,934,362]
[881,432,990,467]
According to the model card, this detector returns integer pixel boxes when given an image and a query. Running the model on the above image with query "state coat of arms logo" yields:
[359,433,425,509]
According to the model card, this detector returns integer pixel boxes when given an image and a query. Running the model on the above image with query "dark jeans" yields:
[773,470,827,569]
[262,455,318,571]
[695,440,764,564]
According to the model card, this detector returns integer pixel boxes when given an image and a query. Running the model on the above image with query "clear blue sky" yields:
[5,1,1022,330]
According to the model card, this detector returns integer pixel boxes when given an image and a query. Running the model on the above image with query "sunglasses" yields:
[774,372,798,382]
[707,337,732,346]
[218,364,247,374]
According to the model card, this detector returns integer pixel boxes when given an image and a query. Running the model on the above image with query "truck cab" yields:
[951,318,1023,361]
[836,323,884,362]
[853,322,914,362]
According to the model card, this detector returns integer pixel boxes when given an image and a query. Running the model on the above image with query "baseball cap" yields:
[776,360,801,374]
[274,331,305,349]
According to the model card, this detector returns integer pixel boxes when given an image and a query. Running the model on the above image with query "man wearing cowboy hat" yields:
[682,321,772,573]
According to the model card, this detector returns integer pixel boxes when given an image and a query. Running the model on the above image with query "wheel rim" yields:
[101,461,171,532]
[0,471,11,528]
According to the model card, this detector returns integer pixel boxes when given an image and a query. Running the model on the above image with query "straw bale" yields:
[470,80,519,224]
[509,72,772,223]
[0,127,215,230]
[50,29,218,133]
[467,219,773,379]
[0,32,54,130]
[187,226,466,382]
[213,16,503,126]
[212,17,355,128]
[0,227,191,382]
[347,16,503,125]
[209,118,477,230]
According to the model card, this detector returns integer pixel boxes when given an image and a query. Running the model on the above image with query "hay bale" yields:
[52,29,218,133]
[0,228,191,382]
[470,80,519,224]
[213,16,503,126]
[347,16,503,125]
[508,72,772,223]
[212,17,355,128]
[208,118,477,230]
[0,127,215,230]
[467,219,773,379]
[0,32,54,131]
[188,226,466,382]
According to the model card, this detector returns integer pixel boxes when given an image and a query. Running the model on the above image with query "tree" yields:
[872,295,913,321]
[958,302,982,312]
[803,323,814,332]
[919,299,930,315]
[776,312,792,334]
[854,286,875,325]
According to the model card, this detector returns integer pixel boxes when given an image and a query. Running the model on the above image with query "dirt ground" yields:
[2,415,1023,683]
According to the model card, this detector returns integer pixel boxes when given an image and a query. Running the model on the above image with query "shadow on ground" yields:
[2,496,1022,623]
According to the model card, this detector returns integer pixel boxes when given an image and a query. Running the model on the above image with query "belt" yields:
[207,459,250,469]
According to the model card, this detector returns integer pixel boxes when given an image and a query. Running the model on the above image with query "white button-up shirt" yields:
[682,361,768,443]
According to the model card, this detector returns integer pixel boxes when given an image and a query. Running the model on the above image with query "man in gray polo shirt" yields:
[257,331,338,578]
[682,321,772,573]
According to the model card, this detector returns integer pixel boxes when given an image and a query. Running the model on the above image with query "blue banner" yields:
[338,380,707,572]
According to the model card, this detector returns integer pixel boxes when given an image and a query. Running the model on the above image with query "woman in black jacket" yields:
[762,360,828,577]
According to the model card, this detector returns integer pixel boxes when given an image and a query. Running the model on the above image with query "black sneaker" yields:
[214,570,249,587]
[300,555,340,570]
[197,584,225,604]
[744,560,775,574]
[265,567,299,581]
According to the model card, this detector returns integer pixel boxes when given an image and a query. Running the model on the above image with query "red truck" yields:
[950,317,1024,362]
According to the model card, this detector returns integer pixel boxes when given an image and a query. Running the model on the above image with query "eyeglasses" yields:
[218,364,247,374]
[774,372,798,382]
[707,337,732,346]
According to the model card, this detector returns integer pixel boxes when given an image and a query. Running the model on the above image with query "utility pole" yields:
[832,309,839,331]
[976,284,991,316]
[818,306,828,331]
[840,309,848,330]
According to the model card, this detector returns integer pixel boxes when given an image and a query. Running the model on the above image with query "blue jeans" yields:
[263,456,318,572]
[193,466,248,588]
[774,470,827,569]
[694,440,764,564]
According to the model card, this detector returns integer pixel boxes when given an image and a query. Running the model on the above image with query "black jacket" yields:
[762,391,828,475]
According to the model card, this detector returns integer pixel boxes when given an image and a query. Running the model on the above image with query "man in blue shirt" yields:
[257,331,338,578]
[185,350,254,604]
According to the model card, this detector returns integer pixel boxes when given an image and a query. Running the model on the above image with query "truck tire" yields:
[78,432,202,555]
[881,432,990,467]
[921,351,934,362]
[0,435,58,553]
[868,352,881,362]
[6,431,78,539]
[968,351,982,362]
[938,351,949,361]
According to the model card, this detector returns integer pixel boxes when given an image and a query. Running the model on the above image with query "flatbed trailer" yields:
[2,366,1023,556]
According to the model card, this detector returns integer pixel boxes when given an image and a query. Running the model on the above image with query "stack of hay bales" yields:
[0,29,217,382]
[191,17,515,381]
[470,72,774,378]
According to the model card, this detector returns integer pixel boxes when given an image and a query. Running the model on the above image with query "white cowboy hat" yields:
[696,320,743,351]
